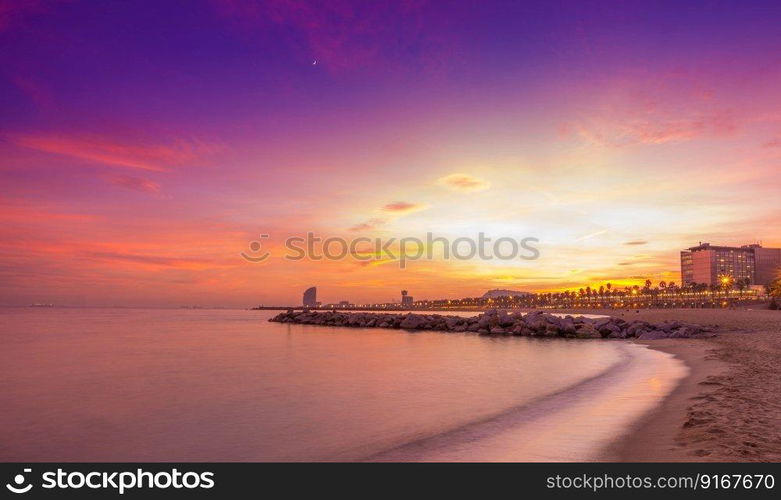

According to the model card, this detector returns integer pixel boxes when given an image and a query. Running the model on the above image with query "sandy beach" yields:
[549,308,781,462]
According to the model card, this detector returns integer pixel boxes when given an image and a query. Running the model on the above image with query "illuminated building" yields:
[680,243,780,286]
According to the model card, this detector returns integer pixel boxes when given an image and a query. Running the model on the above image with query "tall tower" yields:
[303,287,317,307]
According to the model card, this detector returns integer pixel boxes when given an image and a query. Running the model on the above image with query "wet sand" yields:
[550,308,781,462]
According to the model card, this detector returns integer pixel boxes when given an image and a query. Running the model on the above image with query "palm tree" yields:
[735,278,747,296]
[769,278,781,298]
[766,276,781,310]
[709,283,720,298]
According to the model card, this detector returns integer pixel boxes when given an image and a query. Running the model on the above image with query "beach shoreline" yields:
[607,339,727,461]
[548,308,781,462]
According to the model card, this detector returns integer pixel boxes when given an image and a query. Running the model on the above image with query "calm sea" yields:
[0,308,686,462]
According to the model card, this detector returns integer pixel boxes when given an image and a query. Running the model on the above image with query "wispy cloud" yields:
[568,111,736,147]
[7,133,221,171]
[560,73,739,148]
[0,198,100,223]
[623,240,648,246]
[349,218,386,232]
[575,229,608,241]
[105,174,161,195]
[349,202,426,232]
[437,173,490,192]
[89,251,216,270]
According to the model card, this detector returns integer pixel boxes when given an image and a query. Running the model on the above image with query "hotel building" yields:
[680,243,781,286]
[302,286,318,307]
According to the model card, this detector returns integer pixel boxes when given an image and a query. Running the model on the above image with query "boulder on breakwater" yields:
[268,309,716,339]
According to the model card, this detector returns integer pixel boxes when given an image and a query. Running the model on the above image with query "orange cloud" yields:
[348,202,426,231]
[437,173,490,191]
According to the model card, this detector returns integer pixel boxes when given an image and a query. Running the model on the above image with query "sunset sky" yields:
[2,0,781,307]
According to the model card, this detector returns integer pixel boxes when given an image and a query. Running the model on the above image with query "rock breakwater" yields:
[269,309,716,339]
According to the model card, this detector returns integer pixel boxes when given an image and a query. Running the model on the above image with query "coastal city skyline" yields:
[281,238,780,309]
[3,1,781,307]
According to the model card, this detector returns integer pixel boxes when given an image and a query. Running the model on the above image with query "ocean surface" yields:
[0,308,687,462]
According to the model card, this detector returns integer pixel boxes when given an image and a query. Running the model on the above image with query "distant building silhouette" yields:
[681,242,781,286]
[481,289,532,299]
[401,290,413,307]
[303,286,317,307]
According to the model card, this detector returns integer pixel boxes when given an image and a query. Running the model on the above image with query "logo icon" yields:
[240,234,270,262]
[6,469,33,494]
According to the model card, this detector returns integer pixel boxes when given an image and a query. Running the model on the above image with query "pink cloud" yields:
[0,200,99,223]
[88,251,216,270]
[7,133,221,171]
[560,71,740,147]
[105,174,161,195]
[567,110,737,147]
[349,218,386,232]
[382,201,425,213]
